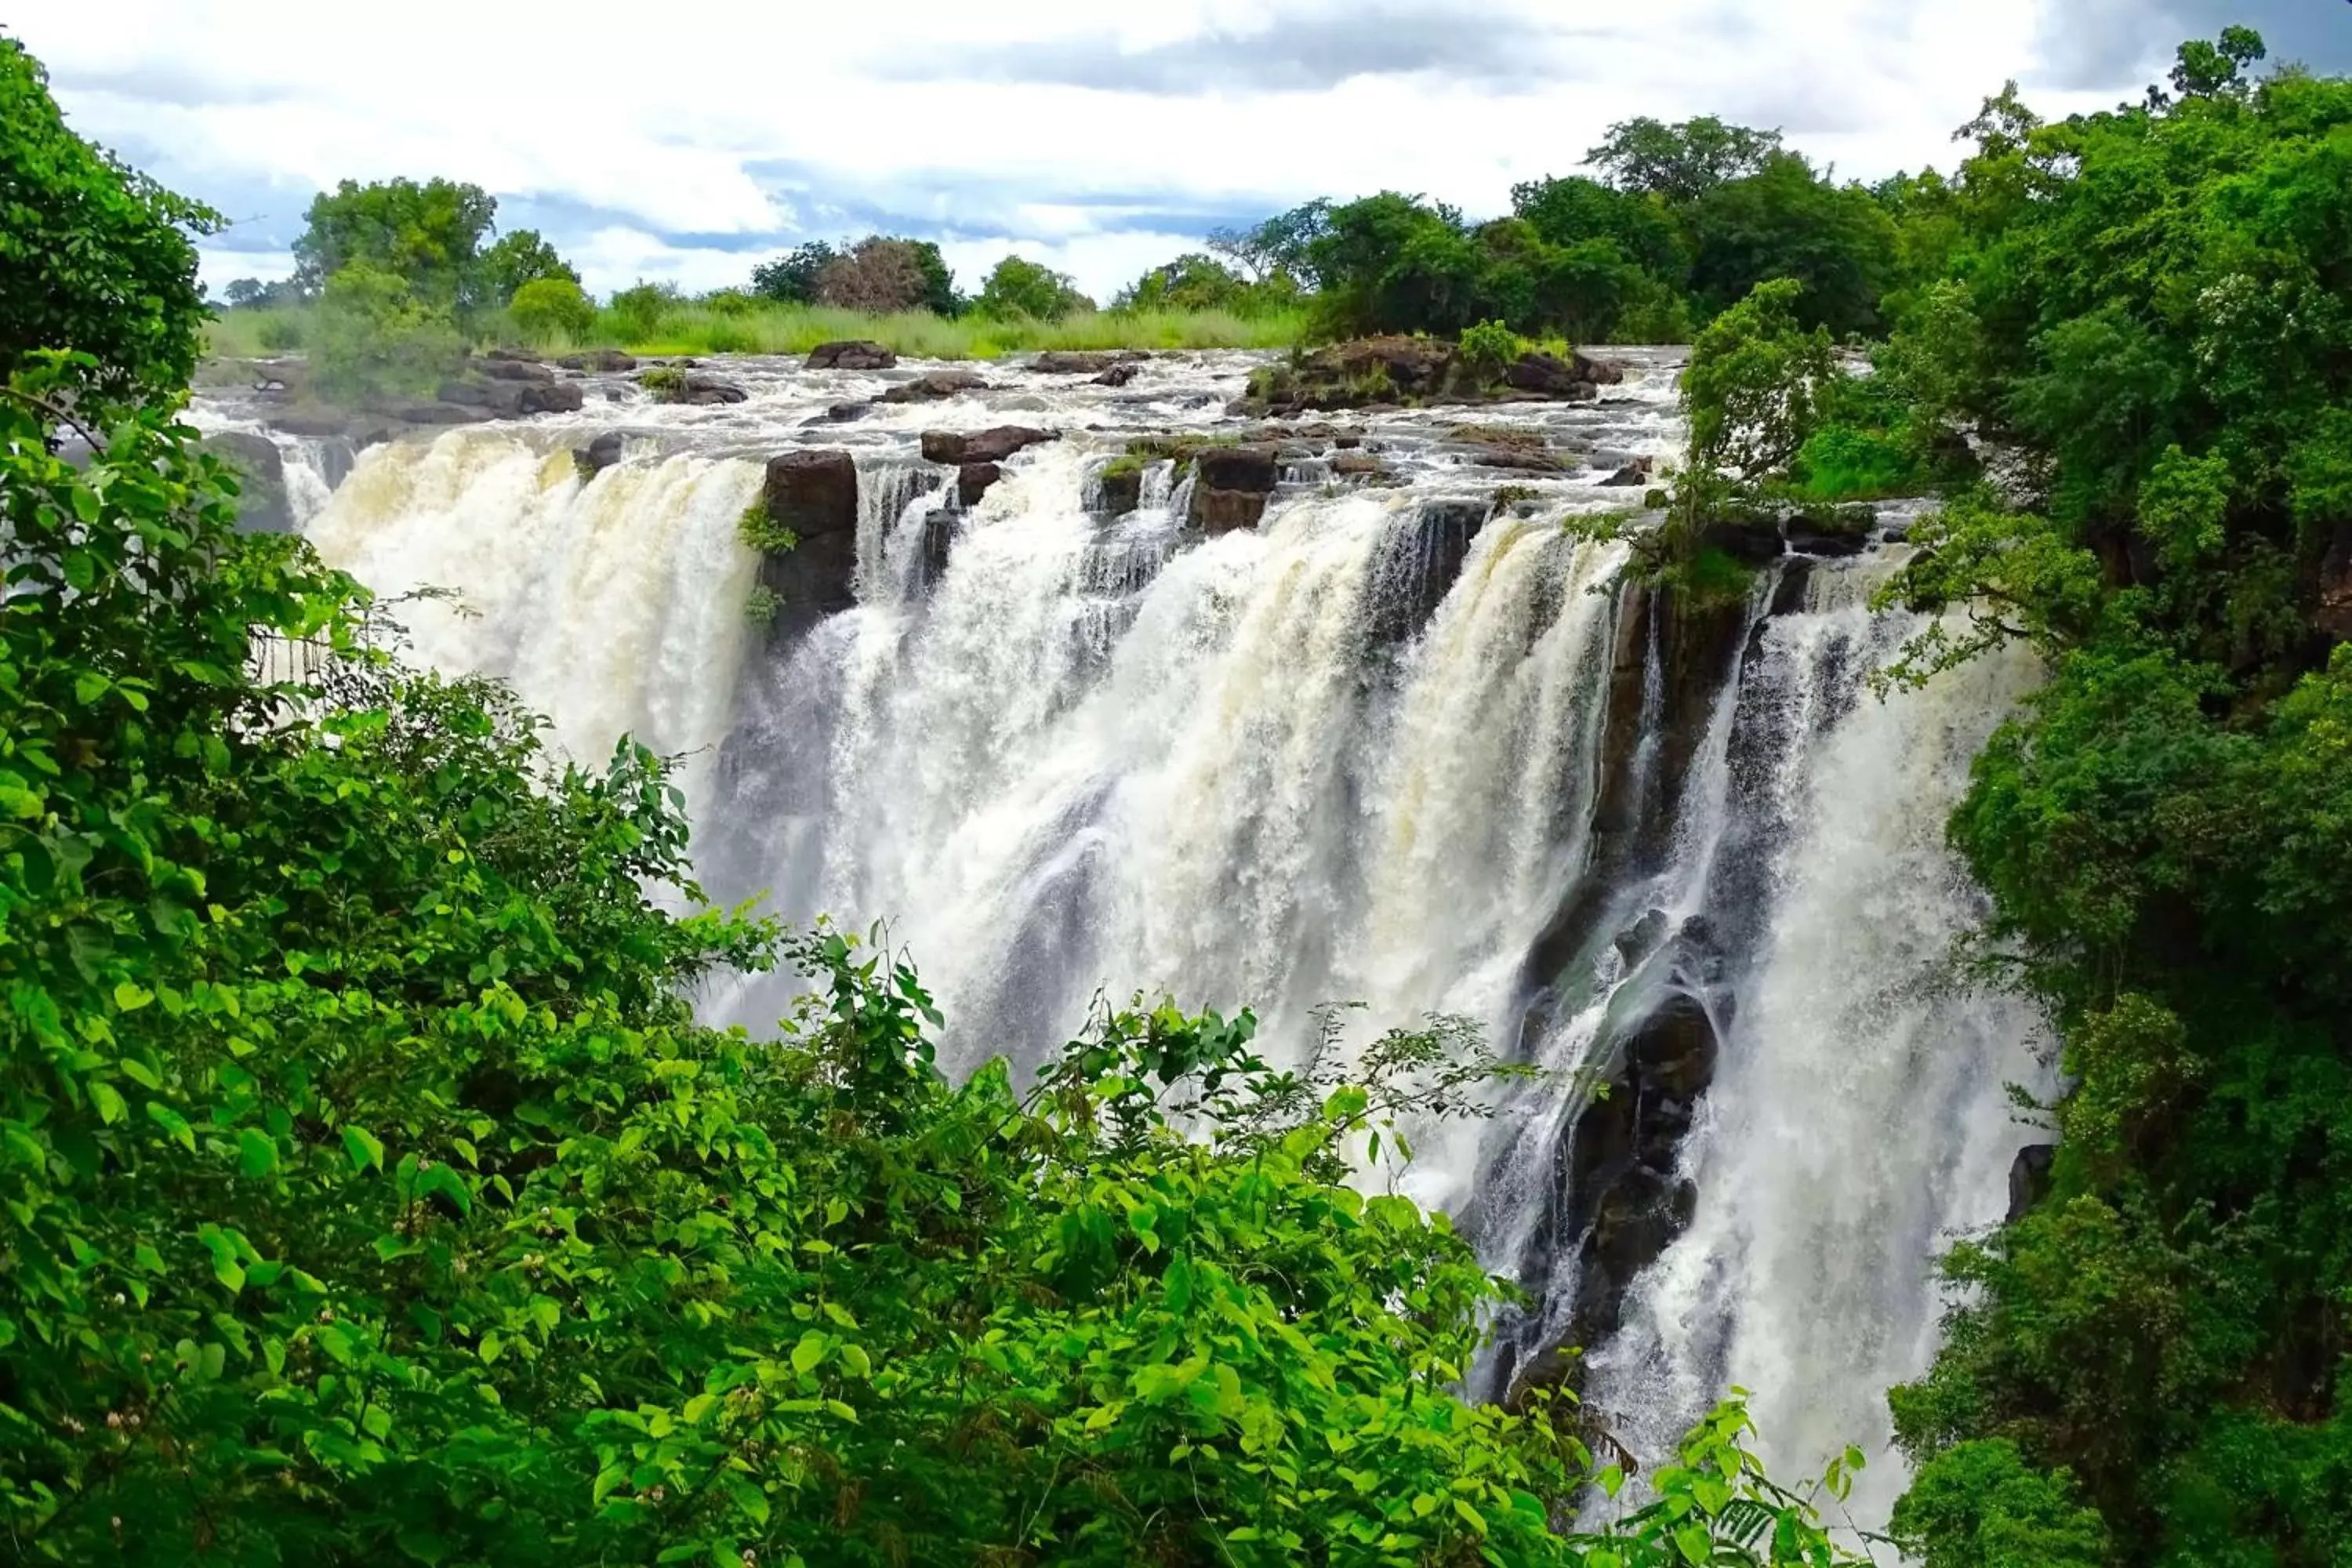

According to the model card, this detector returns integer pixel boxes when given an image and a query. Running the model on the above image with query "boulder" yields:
[957,462,1003,507]
[920,426,1055,465]
[1695,518,1784,567]
[878,368,990,404]
[2007,1144,2058,1222]
[1502,351,1599,399]
[201,431,294,534]
[1599,458,1652,488]
[557,348,639,372]
[1093,361,1142,387]
[1573,351,1625,386]
[1194,445,1277,493]
[1455,441,1567,474]
[1092,461,1142,518]
[495,379,586,417]
[435,380,493,408]
[477,356,555,383]
[1028,350,1147,375]
[1193,488,1269,535]
[573,431,626,480]
[814,402,870,424]
[804,339,898,371]
[753,449,862,641]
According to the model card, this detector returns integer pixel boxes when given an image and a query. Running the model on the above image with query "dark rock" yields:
[2008,1144,2058,1223]
[878,368,990,405]
[1782,503,1876,558]
[1573,351,1625,386]
[2317,521,2352,641]
[1092,361,1142,387]
[496,379,586,417]
[681,376,747,406]
[922,512,959,586]
[477,356,556,383]
[804,339,898,371]
[436,380,493,407]
[753,449,862,641]
[1092,462,1142,518]
[1695,519,1784,567]
[814,402,869,424]
[483,346,543,365]
[557,348,639,372]
[1367,498,1492,644]
[1455,441,1567,474]
[1194,445,1277,493]
[1599,459,1653,488]
[1331,449,1392,481]
[1501,351,1601,401]
[1612,909,1672,971]
[573,431,626,481]
[921,425,1055,465]
[1193,488,1269,535]
[1029,350,1146,375]
[958,462,1003,507]
[201,432,293,534]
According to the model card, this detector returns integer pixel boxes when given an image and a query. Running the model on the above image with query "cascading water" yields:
[248,344,2041,1531]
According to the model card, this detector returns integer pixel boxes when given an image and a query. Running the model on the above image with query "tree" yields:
[1685,154,1899,335]
[973,255,1092,321]
[750,240,836,304]
[477,227,579,301]
[507,276,596,343]
[1584,114,1784,202]
[0,37,219,410]
[1681,277,1839,482]
[308,262,466,403]
[812,236,961,315]
[1207,199,1331,283]
[1510,173,1690,278]
[1113,252,1244,312]
[291,176,498,307]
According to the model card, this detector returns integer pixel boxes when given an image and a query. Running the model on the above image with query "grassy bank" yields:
[205,300,1308,362]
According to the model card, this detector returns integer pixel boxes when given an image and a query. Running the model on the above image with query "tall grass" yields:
[206,302,1308,363]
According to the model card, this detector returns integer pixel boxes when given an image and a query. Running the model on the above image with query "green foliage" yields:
[309,263,466,405]
[750,241,836,305]
[738,500,799,556]
[477,228,578,300]
[606,281,681,343]
[506,278,596,345]
[1867,34,2352,1565]
[0,38,220,411]
[1682,278,1838,482]
[1457,318,1525,380]
[1584,114,1785,203]
[974,255,1093,321]
[292,176,499,310]
[0,371,1873,1565]
[1683,154,1899,336]
[1788,423,1918,502]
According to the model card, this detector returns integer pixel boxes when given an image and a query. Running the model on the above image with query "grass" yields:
[206,302,1308,364]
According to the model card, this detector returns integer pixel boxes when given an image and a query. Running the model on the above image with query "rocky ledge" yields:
[1234,336,1624,417]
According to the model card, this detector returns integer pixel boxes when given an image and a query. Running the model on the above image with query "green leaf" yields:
[113,980,154,1011]
[238,1127,278,1178]
[1673,1523,1713,1564]
[146,1100,196,1152]
[791,1330,829,1374]
[342,1125,385,1172]
[89,1080,127,1125]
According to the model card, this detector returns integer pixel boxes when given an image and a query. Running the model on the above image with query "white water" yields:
[246,347,2038,1530]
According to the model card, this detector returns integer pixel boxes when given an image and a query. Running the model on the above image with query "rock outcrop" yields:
[557,348,639,372]
[752,449,862,641]
[879,368,989,405]
[1239,338,1627,417]
[920,426,1055,465]
[1599,458,1652,487]
[957,463,1003,507]
[1189,445,1278,535]
[1027,350,1147,376]
[805,340,898,371]
[200,432,294,534]
[1093,362,1142,387]
[572,431,626,481]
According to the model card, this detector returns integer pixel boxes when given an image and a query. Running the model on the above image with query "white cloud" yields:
[15,0,2185,303]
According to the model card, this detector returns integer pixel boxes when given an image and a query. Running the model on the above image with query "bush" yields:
[309,262,466,405]
[974,255,1094,321]
[256,314,307,353]
[507,277,595,344]
[607,280,681,342]
[1459,317,1525,380]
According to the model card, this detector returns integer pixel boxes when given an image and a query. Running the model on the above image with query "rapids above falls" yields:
[203,345,2048,1527]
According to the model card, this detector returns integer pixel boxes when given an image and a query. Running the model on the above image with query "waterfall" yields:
[243,347,2040,1532]
[303,426,765,805]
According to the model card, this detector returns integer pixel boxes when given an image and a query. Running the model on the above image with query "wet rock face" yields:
[557,348,637,372]
[573,431,626,481]
[957,462,1003,507]
[1367,498,1493,646]
[805,339,898,371]
[1188,445,1279,535]
[1092,463,1142,518]
[920,426,1055,465]
[2008,1144,2057,1222]
[1599,459,1653,488]
[755,449,862,641]
[200,432,293,534]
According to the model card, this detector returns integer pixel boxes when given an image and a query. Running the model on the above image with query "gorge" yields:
[199,343,2047,1530]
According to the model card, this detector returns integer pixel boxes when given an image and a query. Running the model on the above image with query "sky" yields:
[14,1,2351,303]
